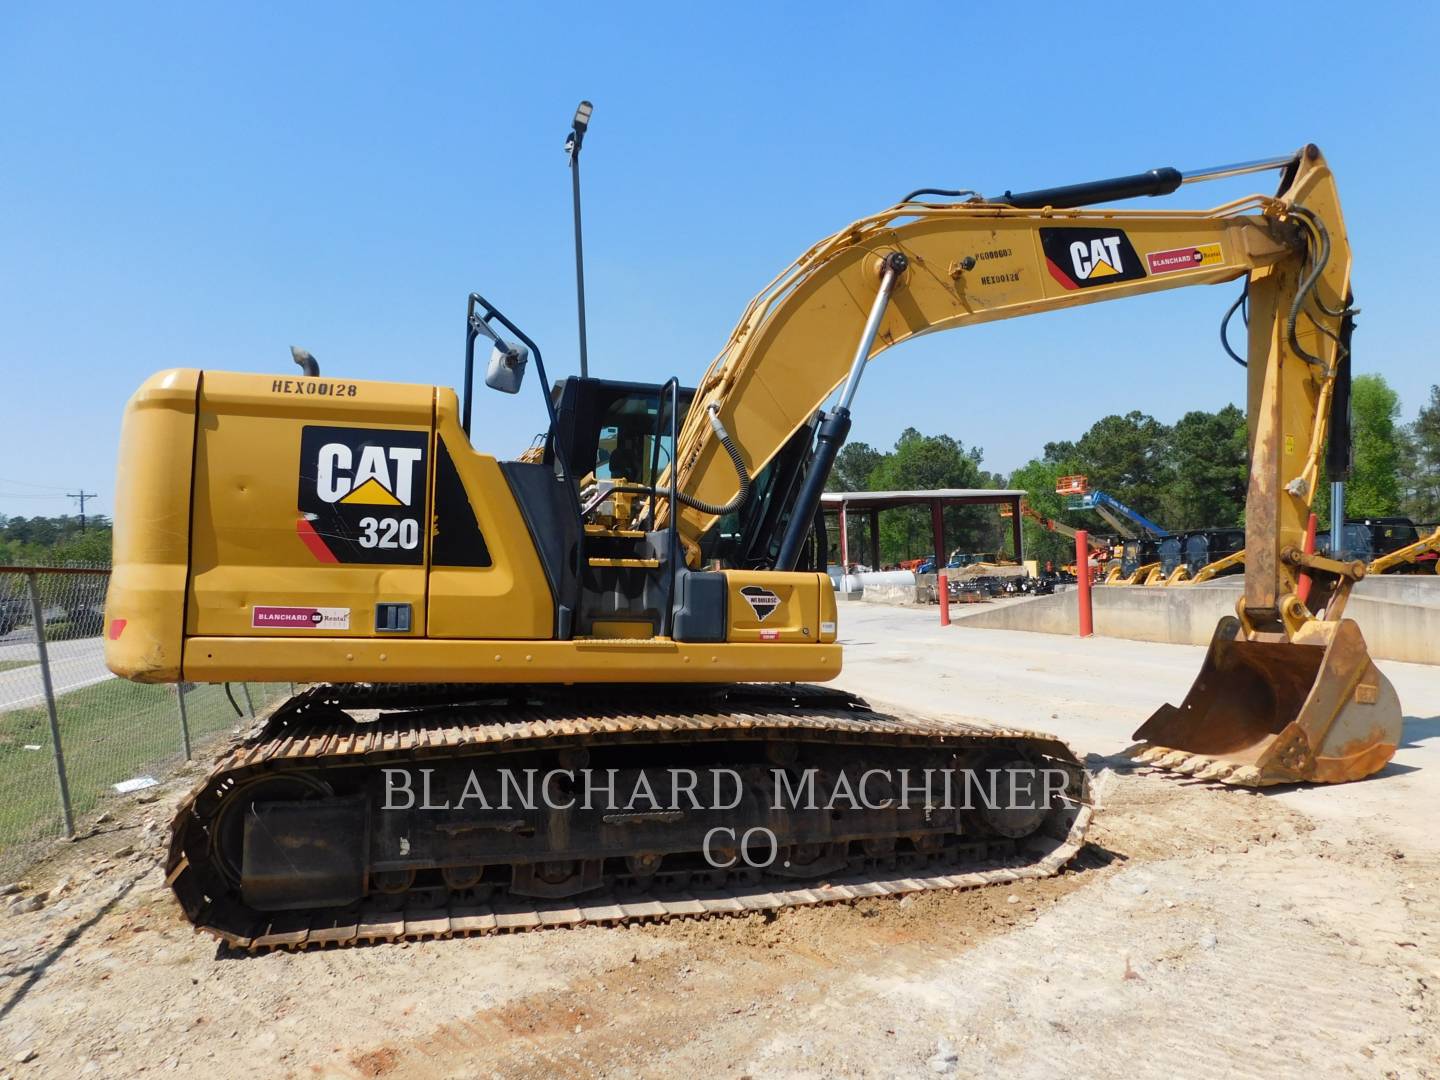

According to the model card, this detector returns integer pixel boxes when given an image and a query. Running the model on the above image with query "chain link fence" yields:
[0,566,293,881]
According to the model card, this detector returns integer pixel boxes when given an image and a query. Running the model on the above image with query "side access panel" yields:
[186,372,433,642]
[426,390,554,639]
[723,570,838,644]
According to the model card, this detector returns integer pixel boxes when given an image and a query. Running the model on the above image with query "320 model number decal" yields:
[296,425,428,565]
[357,516,421,550]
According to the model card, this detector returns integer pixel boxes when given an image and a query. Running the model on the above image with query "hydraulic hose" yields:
[608,403,752,517]
[1284,205,1354,370]
[1289,207,1349,318]
[898,187,979,204]
[1220,278,1250,367]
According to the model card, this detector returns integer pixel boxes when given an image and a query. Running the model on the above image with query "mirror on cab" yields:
[485,342,529,394]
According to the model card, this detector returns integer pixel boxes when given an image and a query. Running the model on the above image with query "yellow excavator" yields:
[106,143,1401,949]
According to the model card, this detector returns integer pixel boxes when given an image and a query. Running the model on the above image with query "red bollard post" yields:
[938,571,950,626]
[1296,512,1318,606]
[1075,530,1093,638]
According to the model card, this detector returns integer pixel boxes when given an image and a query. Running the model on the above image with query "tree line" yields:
[0,514,113,566]
[828,377,1440,569]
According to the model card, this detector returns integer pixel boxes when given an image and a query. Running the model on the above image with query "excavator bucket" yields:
[1129,616,1401,786]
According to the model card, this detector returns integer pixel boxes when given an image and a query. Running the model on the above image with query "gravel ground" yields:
[1,606,1435,1079]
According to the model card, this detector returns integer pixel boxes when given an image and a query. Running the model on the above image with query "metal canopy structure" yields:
[820,488,1025,571]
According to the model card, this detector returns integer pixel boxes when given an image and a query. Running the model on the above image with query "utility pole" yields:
[565,100,593,378]
[68,490,97,532]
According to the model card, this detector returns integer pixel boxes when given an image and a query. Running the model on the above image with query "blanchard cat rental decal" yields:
[1145,242,1224,275]
[295,426,428,565]
[251,605,351,630]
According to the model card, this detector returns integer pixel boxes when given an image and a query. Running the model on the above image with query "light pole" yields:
[566,100,593,378]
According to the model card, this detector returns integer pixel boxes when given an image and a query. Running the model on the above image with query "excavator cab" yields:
[546,376,694,488]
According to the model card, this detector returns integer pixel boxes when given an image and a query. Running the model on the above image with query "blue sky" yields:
[2,2,1436,519]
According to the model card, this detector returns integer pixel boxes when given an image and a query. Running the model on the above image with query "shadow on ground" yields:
[1401,715,1440,750]
[0,871,140,1022]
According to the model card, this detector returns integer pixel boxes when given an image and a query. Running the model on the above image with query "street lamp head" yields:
[572,100,593,134]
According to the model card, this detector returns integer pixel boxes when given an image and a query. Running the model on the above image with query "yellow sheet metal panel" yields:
[721,569,827,643]
[426,390,553,639]
[182,636,841,684]
[104,369,200,682]
[818,578,838,643]
[187,372,433,638]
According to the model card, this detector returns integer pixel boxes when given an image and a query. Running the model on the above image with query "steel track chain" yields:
[166,684,1093,951]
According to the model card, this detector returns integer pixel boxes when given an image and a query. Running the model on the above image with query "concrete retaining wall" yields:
[949,576,1440,665]
[858,583,923,606]
[835,567,1041,608]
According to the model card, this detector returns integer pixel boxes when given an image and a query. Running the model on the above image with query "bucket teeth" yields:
[1195,760,1234,781]
[1220,765,1264,786]
[1171,755,1212,776]
[1139,753,1281,788]
[1131,747,1258,785]
[1127,743,1281,788]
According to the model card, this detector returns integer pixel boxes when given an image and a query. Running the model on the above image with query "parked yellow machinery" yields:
[1369,525,1440,574]
[1132,520,1438,586]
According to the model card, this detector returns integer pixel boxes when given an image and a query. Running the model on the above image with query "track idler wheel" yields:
[974,757,1057,839]
[209,772,368,911]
